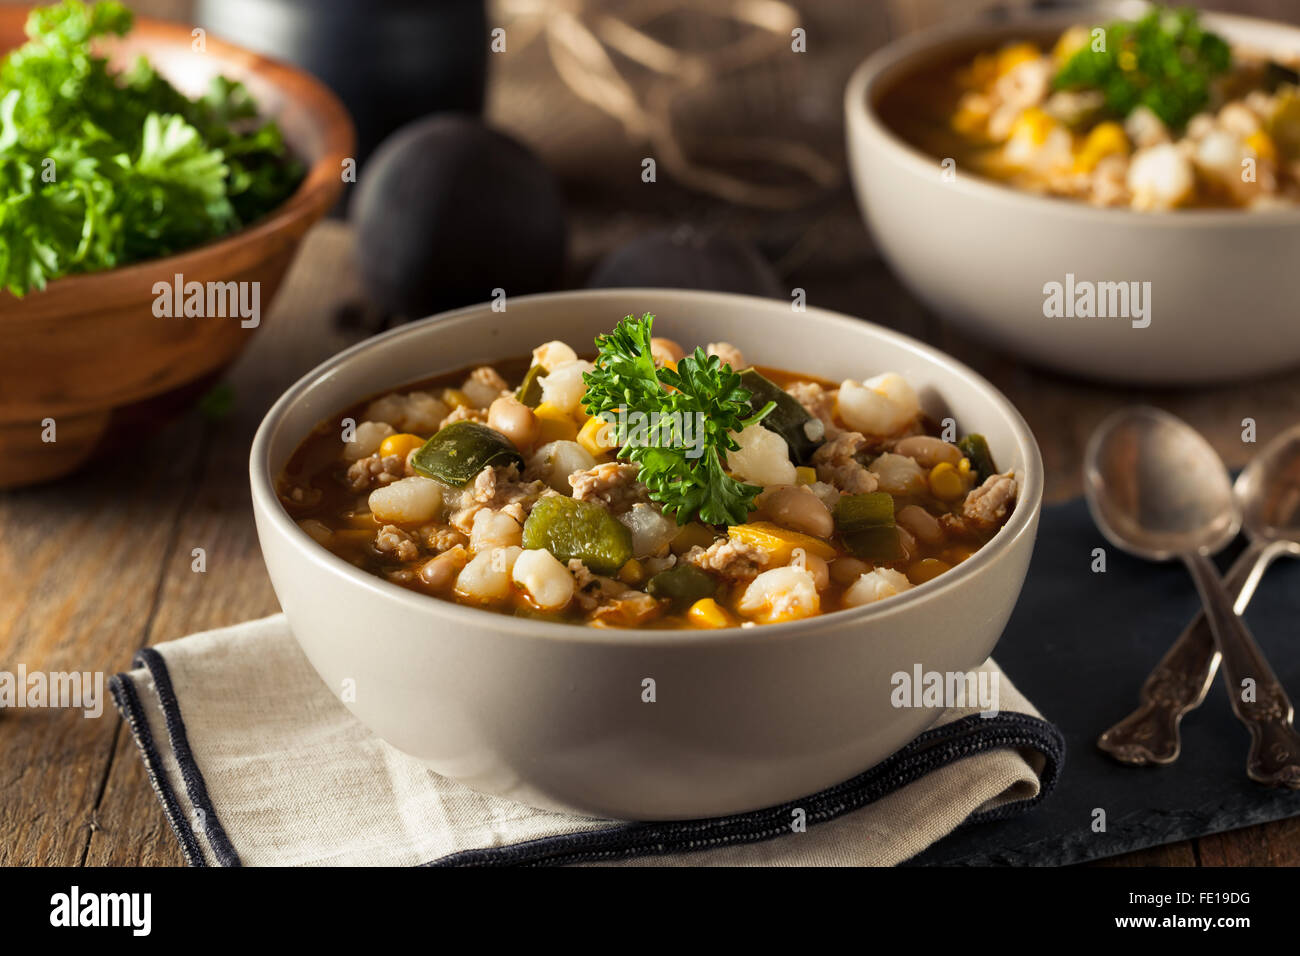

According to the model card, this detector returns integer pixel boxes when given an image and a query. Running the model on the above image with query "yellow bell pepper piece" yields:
[577,415,616,459]
[670,522,717,555]
[727,521,836,562]
[534,402,578,444]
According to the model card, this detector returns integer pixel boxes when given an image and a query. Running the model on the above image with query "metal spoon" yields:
[1097,423,1300,767]
[1084,407,1300,788]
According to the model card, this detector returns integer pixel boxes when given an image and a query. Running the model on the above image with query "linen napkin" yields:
[110,614,1063,867]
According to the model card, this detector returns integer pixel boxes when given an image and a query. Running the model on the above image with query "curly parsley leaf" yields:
[0,0,302,297]
[1054,7,1231,131]
[582,313,774,526]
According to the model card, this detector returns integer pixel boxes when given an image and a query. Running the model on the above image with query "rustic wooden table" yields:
[2,0,1298,867]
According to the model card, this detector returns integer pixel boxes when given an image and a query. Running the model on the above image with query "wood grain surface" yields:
[1,0,1298,868]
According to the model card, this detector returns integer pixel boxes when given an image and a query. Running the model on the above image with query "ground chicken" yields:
[569,462,647,511]
[682,537,769,581]
[786,381,841,439]
[706,342,746,368]
[567,558,664,625]
[451,465,548,533]
[963,472,1018,530]
[375,524,420,562]
[810,432,879,494]
[418,525,469,552]
[438,404,488,430]
[278,483,322,513]
[469,365,510,398]
[346,453,408,493]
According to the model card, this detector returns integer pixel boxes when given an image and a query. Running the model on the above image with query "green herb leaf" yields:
[582,313,773,526]
[0,0,302,297]
[1054,7,1231,130]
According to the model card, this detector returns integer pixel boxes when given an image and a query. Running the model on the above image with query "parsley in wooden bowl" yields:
[0,0,353,488]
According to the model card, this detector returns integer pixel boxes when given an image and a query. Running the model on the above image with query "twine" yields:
[500,0,841,209]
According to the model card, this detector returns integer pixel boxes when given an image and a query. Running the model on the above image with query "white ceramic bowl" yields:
[250,289,1043,819]
[845,3,1300,385]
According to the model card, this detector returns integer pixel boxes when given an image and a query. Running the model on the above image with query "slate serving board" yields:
[910,494,1300,866]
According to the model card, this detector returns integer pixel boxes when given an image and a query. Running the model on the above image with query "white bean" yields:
[454,546,522,604]
[737,566,820,623]
[470,508,523,553]
[511,549,575,611]
[844,568,914,607]
[726,425,796,487]
[531,340,578,371]
[343,420,395,461]
[368,476,443,523]
[836,373,919,436]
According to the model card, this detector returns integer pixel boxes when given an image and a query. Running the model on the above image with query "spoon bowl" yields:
[1084,406,1240,562]
[1237,423,1300,553]
[1086,407,1300,789]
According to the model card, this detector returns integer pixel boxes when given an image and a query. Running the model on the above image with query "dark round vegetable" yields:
[585,228,782,298]
[351,115,567,318]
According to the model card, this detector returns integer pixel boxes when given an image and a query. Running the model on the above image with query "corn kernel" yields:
[618,558,646,586]
[533,402,578,443]
[577,415,616,458]
[906,558,953,586]
[442,388,471,410]
[929,462,965,501]
[1073,121,1129,172]
[943,546,978,565]
[727,521,837,562]
[957,457,973,477]
[379,433,425,460]
[687,597,734,629]
[795,466,817,485]
[995,42,1040,77]
[1245,130,1277,163]
[951,91,994,136]
[1011,107,1056,146]
[1052,25,1090,65]
[962,52,998,89]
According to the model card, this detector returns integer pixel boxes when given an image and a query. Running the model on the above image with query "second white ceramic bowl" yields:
[846,4,1300,385]
[250,289,1042,819]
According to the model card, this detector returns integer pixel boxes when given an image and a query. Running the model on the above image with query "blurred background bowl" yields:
[846,3,1300,386]
[0,7,352,488]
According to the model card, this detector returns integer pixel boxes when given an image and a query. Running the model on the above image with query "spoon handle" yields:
[1098,540,1269,765]
[1184,550,1300,789]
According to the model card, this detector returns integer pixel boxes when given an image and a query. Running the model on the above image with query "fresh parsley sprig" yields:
[1054,7,1231,131]
[582,313,774,526]
[0,0,302,297]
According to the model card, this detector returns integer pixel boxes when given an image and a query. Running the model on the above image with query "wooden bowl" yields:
[0,8,353,488]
